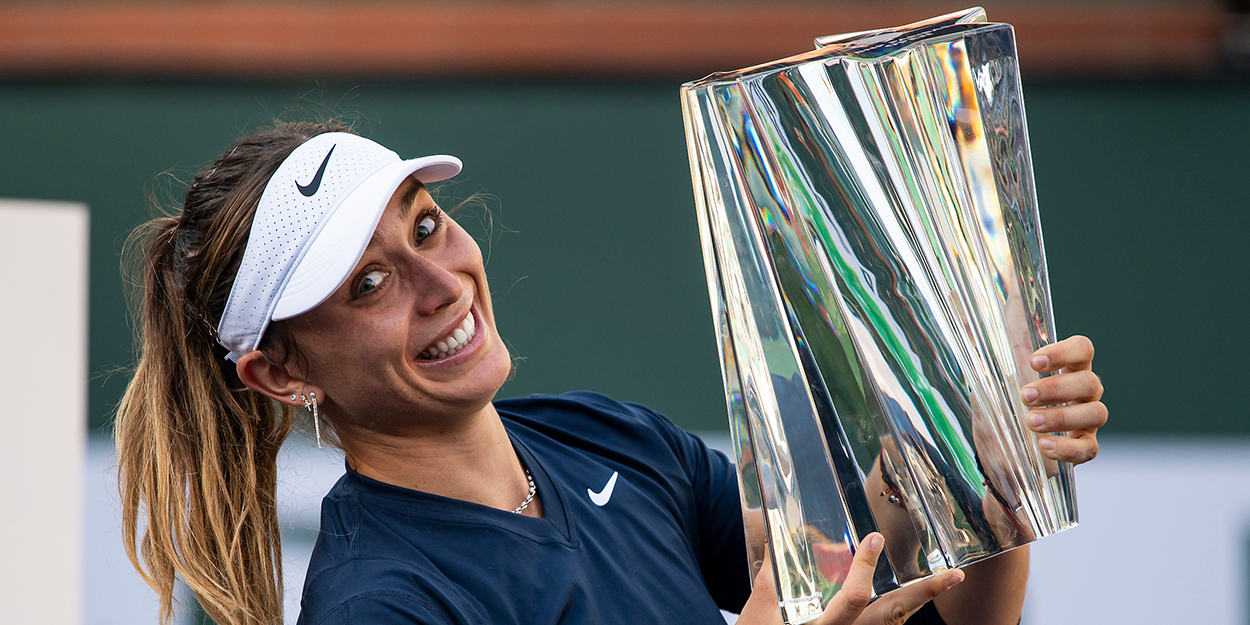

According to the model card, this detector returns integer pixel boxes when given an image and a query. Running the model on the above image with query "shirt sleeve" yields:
[623,401,753,614]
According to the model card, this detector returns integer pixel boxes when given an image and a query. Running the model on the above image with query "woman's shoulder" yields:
[496,391,681,434]
[494,391,727,488]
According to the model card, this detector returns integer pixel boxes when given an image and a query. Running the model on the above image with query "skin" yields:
[237,177,1108,624]
[238,179,534,516]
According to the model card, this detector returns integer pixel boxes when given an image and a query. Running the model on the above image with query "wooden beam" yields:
[0,3,1227,80]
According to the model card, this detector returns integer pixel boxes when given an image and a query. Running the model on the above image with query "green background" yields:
[1,80,1246,435]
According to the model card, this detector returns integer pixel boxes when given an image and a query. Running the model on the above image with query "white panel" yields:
[0,199,89,625]
[85,437,162,625]
[1025,437,1250,625]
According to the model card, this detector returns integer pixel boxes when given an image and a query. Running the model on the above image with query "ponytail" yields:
[116,121,353,625]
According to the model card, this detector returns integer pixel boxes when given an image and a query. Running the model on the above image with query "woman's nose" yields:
[407,254,465,316]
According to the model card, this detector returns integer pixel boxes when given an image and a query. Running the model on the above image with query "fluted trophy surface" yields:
[681,7,1077,623]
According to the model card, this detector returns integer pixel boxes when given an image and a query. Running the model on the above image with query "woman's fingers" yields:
[1029,335,1094,373]
[738,534,887,625]
[1024,335,1106,466]
[1026,400,1108,434]
[858,570,965,625]
[816,534,963,625]
[1021,369,1103,407]
[1037,429,1100,464]
[814,533,884,624]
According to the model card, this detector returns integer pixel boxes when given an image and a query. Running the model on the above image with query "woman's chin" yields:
[412,331,511,406]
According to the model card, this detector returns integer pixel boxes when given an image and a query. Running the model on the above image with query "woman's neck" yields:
[338,402,542,516]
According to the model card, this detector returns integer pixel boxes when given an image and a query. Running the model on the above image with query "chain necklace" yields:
[512,469,536,514]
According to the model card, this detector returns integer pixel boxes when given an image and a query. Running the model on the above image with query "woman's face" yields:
[286,178,512,435]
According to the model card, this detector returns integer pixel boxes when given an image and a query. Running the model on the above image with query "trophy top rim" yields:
[812,6,986,47]
[680,7,1011,92]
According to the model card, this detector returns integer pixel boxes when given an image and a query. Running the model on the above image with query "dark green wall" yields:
[1,80,1246,435]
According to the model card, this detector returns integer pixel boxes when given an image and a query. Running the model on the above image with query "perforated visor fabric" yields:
[272,156,461,320]
[215,132,462,361]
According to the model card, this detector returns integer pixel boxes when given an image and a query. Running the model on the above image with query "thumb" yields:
[814,533,884,625]
[735,559,781,625]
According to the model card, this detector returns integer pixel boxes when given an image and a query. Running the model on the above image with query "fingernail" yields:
[1022,387,1038,403]
[1031,355,1049,370]
[948,571,965,587]
[869,534,884,551]
[1028,412,1044,428]
[1039,438,1056,450]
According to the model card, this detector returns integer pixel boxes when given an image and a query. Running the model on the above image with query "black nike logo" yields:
[296,145,336,197]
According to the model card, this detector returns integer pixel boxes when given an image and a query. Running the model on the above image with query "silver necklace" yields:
[512,469,536,514]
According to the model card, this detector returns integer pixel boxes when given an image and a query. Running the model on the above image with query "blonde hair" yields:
[116,121,352,624]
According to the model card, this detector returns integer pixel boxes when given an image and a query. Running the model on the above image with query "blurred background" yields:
[0,0,1247,623]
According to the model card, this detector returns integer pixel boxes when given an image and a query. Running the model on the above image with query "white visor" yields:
[216,132,461,361]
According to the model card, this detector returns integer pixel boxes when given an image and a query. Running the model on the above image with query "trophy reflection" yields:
[681,8,1077,623]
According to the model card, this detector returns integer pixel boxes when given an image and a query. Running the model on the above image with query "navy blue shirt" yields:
[296,392,946,625]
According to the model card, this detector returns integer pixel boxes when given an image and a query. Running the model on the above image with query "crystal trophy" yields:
[681,8,1077,623]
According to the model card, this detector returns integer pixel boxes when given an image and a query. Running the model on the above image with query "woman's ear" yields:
[236,350,322,406]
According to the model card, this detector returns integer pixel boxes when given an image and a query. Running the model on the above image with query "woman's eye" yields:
[357,270,388,296]
[415,215,438,244]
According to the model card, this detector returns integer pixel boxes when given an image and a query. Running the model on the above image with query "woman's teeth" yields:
[420,314,477,360]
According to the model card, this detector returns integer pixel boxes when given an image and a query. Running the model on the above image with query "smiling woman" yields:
[115,121,1105,625]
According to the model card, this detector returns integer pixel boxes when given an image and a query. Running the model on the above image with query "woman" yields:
[117,121,1107,625]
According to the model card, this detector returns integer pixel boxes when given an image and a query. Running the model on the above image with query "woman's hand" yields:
[1022,335,1107,464]
[737,533,964,625]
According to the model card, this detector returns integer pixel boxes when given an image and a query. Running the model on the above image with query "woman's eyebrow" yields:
[398,182,425,219]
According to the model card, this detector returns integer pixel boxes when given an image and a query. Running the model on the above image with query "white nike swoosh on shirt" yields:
[588,471,619,507]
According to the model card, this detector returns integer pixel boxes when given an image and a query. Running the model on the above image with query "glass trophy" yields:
[680,8,1077,623]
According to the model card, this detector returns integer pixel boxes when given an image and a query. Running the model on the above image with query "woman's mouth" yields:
[417,311,478,361]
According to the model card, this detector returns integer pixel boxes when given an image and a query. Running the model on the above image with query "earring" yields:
[298,392,322,449]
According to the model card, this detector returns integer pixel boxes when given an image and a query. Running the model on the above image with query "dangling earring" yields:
[295,392,323,448]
